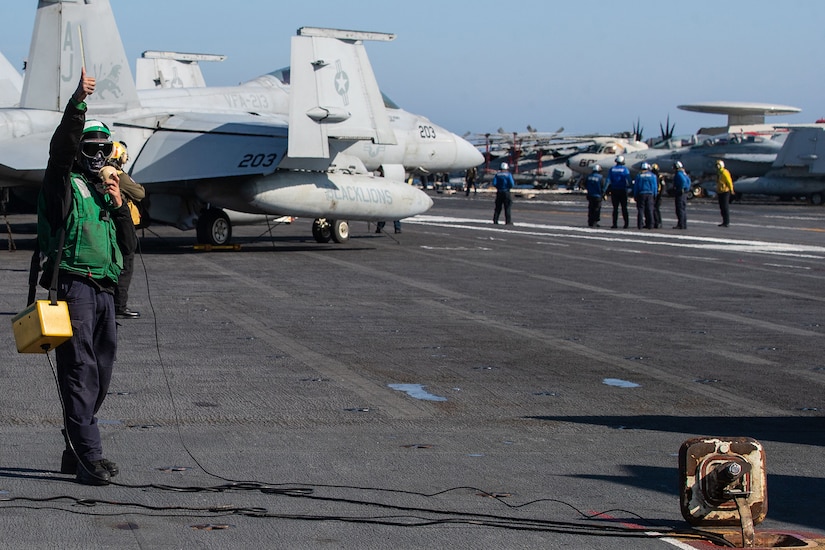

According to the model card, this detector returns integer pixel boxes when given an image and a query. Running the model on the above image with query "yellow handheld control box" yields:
[12,300,73,353]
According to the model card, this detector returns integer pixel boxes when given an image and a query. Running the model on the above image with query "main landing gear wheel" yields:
[312,218,332,243]
[331,220,349,243]
[312,219,350,244]
[810,192,825,206]
[197,208,232,245]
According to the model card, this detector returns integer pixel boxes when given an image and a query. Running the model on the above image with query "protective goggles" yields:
[80,141,114,159]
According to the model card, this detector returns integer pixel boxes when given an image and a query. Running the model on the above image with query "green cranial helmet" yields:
[82,119,111,142]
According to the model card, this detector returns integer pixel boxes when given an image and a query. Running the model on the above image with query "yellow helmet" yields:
[110,141,128,167]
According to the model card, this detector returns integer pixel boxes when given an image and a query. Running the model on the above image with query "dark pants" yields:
[587,195,602,226]
[465,181,476,196]
[718,192,731,226]
[56,274,117,464]
[610,189,628,227]
[114,251,134,312]
[674,191,687,228]
[376,220,401,232]
[637,193,654,229]
[494,190,512,224]
[114,222,137,312]
[653,192,662,228]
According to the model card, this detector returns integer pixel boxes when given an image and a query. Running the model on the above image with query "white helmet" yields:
[716,160,725,169]
[592,164,602,172]
[640,162,651,171]
[615,155,625,165]
[500,162,509,170]
[674,161,684,170]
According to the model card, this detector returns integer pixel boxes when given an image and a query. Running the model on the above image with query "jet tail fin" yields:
[288,27,397,159]
[772,125,825,174]
[0,51,23,107]
[20,0,140,114]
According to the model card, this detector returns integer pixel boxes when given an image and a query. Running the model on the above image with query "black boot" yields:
[76,460,111,486]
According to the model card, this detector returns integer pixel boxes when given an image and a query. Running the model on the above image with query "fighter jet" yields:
[732,125,825,205]
[651,132,785,182]
[1,0,482,245]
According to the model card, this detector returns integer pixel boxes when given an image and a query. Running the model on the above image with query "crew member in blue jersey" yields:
[672,161,691,229]
[606,155,631,228]
[633,162,658,229]
[585,164,606,227]
[492,162,515,224]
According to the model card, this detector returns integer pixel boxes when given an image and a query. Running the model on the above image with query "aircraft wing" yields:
[0,131,52,172]
[713,154,779,164]
[128,113,289,183]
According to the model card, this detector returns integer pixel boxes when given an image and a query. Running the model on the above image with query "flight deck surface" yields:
[1,192,823,548]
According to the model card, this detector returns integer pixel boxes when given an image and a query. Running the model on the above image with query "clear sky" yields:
[3,1,823,140]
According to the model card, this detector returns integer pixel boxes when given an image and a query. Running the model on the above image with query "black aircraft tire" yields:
[330,220,350,243]
[197,209,232,245]
[312,219,332,243]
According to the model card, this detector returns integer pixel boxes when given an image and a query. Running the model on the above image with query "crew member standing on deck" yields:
[492,162,515,224]
[651,163,665,228]
[107,141,144,319]
[716,160,734,227]
[465,165,478,196]
[585,164,606,227]
[607,155,631,228]
[672,161,690,229]
[38,69,130,486]
[633,162,658,229]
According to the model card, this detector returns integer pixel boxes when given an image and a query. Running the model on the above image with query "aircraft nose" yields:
[454,134,484,169]
[567,154,587,174]
[419,190,434,213]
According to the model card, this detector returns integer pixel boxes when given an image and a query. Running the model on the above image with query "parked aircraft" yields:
[1,1,482,245]
[644,132,785,180]
[568,103,800,188]
[570,131,785,195]
[566,137,650,176]
[472,129,619,188]
[732,125,825,204]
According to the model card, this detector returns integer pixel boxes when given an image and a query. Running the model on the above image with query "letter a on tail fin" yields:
[288,27,397,159]
[21,0,139,114]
